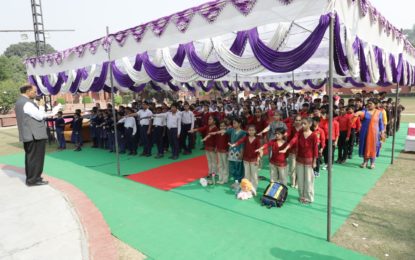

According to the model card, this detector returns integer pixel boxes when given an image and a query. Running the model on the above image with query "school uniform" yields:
[196,125,218,175]
[105,117,115,152]
[71,116,83,149]
[263,140,289,186]
[287,126,301,187]
[216,133,230,183]
[95,115,104,148]
[118,117,137,154]
[225,128,246,182]
[151,114,166,157]
[163,111,181,159]
[289,130,319,202]
[313,127,325,174]
[347,113,361,158]
[336,114,352,162]
[234,136,261,190]
[180,110,195,153]
[137,109,153,155]
[55,117,66,149]
[116,118,126,153]
[320,118,339,166]
[89,113,98,147]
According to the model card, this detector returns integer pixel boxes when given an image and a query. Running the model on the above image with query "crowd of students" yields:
[58,90,405,204]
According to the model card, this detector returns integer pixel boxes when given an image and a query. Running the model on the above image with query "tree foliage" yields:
[0,79,21,114]
[404,25,415,46]
[3,42,56,59]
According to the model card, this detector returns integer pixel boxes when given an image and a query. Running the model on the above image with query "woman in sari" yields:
[356,98,385,169]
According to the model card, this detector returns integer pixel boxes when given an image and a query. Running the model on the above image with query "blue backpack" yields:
[261,182,288,208]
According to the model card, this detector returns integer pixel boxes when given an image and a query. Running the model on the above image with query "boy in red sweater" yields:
[346,106,360,159]
[335,107,351,163]
[319,110,339,170]
[312,116,325,177]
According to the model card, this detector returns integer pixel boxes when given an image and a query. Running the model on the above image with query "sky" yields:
[0,0,414,54]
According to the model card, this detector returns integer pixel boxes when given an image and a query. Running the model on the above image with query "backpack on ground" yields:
[261,182,288,208]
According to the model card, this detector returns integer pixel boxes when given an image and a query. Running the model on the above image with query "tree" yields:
[0,79,21,114]
[3,42,56,59]
[404,25,415,46]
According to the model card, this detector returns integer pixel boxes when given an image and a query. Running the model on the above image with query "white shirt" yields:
[118,117,137,135]
[23,102,60,121]
[153,114,166,127]
[181,110,195,129]
[166,112,181,134]
[137,109,153,125]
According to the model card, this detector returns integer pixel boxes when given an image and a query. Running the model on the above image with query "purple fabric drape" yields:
[214,81,224,92]
[167,81,181,91]
[244,82,257,91]
[389,54,397,83]
[304,79,327,89]
[267,82,284,91]
[69,69,85,94]
[221,81,234,91]
[28,75,42,95]
[357,38,370,82]
[232,81,244,91]
[333,82,343,89]
[375,47,386,84]
[133,54,143,71]
[285,81,303,90]
[104,85,117,93]
[396,54,404,85]
[141,52,173,82]
[112,61,135,88]
[150,81,163,91]
[89,62,109,92]
[197,81,215,92]
[344,77,365,88]
[248,14,330,73]
[184,82,196,92]
[40,72,66,95]
[334,14,348,76]
[185,43,229,79]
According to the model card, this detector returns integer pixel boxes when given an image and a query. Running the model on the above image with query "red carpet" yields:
[126,156,208,190]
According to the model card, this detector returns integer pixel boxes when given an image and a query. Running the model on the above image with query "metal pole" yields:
[391,83,399,164]
[327,12,335,242]
[106,26,121,177]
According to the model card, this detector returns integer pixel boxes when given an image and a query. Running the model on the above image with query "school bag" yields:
[261,182,288,208]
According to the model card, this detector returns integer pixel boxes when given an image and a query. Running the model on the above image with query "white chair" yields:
[404,123,415,152]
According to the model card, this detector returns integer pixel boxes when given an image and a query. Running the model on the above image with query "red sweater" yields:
[252,117,267,133]
[216,133,229,153]
[319,118,340,141]
[289,130,319,166]
[197,125,218,151]
[314,127,326,150]
[336,115,352,136]
[234,136,261,163]
[263,140,288,167]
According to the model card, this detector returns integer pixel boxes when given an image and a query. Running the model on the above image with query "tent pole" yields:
[106,26,121,177]
[390,82,399,164]
[327,12,335,242]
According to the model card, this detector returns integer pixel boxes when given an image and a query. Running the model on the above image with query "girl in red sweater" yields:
[190,116,219,178]
[282,117,319,204]
[215,121,230,184]
[230,125,261,191]
[257,128,289,186]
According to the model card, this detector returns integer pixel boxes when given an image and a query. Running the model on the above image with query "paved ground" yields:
[0,168,88,260]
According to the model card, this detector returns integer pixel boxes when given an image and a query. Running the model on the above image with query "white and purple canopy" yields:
[25,0,415,95]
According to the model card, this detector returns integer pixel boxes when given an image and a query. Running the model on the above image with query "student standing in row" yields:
[181,103,195,155]
[336,107,351,164]
[137,101,153,157]
[55,111,66,150]
[282,118,318,204]
[119,108,137,155]
[71,109,83,152]
[152,107,166,158]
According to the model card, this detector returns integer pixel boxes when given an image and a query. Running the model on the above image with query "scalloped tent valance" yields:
[26,0,415,95]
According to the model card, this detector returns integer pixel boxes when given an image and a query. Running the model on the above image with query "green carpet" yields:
[0,124,407,259]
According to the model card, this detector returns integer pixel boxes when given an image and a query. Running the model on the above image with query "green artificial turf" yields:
[0,124,407,259]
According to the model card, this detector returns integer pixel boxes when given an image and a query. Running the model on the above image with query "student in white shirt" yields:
[137,101,153,156]
[118,107,137,155]
[154,103,181,160]
[151,106,166,158]
[180,102,195,155]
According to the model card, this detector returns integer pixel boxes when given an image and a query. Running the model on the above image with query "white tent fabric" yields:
[26,0,415,95]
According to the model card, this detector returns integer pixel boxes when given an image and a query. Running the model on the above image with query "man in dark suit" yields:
[15,85,58,186]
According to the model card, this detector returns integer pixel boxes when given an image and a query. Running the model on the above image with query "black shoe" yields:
[139,153,146,157]
[168,156,174,159]
[155,154,163,159]
[171,156,178,160]
[26,180,49,186]
[348,155,352,159]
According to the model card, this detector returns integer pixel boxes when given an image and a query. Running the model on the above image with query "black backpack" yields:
[261,182,288,208]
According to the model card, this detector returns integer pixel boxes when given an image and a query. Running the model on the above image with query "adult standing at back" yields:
[15,85,58,186]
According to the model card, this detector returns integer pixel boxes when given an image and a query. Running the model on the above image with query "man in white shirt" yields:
[118,107,137,155]
[137,101,153,156]
[15,85,59,186]
[180,102,195,155]
[151,106,166,158]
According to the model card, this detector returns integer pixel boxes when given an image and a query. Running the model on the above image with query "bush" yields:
[114,95,123,106]
[0,79,21,114]
[56,97,66,105]
[82,95,93,104]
